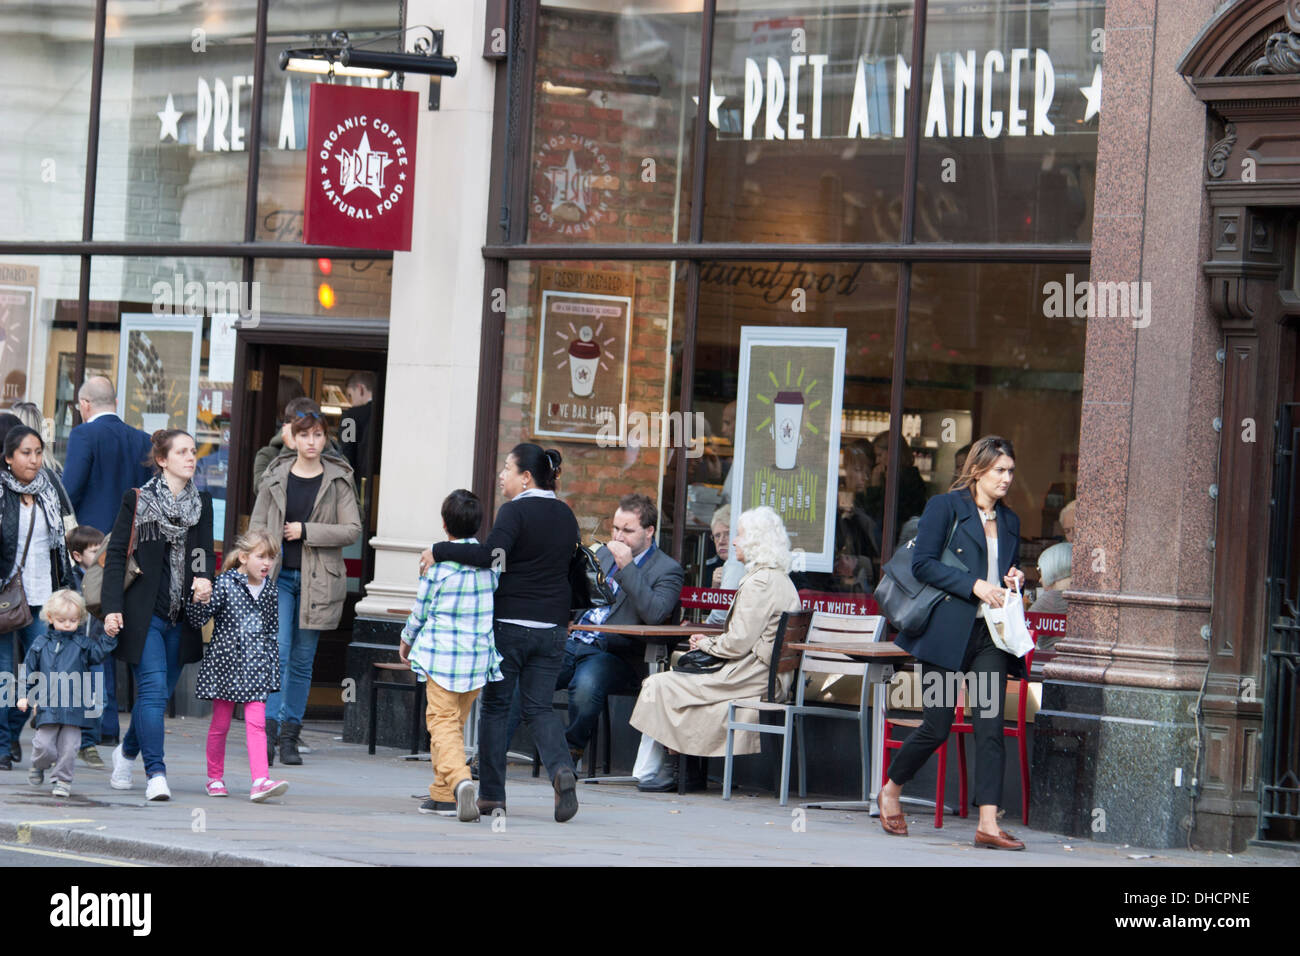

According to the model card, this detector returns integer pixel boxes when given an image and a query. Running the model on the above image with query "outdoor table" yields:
[565,621,724,784]
[782,640,919,816]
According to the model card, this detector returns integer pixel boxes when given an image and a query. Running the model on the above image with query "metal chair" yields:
[718,609,813,805]
[722,611,882,806]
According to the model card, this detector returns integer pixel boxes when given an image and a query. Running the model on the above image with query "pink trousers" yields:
[206,699,269,783]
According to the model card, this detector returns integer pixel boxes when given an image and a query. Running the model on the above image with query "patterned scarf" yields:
[0,467,68,584]
[134,474,202,620]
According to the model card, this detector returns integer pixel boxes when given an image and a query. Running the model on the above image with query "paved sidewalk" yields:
[0,718,1287,866]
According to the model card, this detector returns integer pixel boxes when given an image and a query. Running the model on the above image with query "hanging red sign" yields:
[303,84,418,251]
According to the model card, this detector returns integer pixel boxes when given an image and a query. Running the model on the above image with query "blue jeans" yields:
[81,659,118,748]
[478,622,574,802]
[122,615,183,778]
[0,609,45,756]
[266,569,320,725]
[555,639,639,752]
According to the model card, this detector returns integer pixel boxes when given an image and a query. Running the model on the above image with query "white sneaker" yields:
[109,745,135,790]
[455,778,480,823]
[145,775,171,801]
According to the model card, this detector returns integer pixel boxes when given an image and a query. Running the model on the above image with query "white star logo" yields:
[1079,65,1102,122]
[157,93,183,143]
[200,394,211,413]
[691,83,726,129]
[545,151,589,214]
[335,131,393,198]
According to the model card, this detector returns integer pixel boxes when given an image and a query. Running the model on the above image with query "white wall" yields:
[355,0,498,618]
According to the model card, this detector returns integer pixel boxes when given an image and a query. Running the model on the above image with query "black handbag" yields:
[872,519,965,636]
[0,506,37,634]
[673,648,728,674]
[569,542,615,611]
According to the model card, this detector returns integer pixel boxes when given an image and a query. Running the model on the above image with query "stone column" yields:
[1029,1,1221,848]
[345,0,497,743]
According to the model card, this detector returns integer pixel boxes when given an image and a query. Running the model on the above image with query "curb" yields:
[0,820,278,867]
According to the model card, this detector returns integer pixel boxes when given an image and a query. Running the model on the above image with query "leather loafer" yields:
[876,795,908,837]
[477,798,506,816]
[974,828,1025,850]
[636,764,678,792]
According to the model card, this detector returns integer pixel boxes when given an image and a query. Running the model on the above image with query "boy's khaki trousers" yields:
[424,680,479,802]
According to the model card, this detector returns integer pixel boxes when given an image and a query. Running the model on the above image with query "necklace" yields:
[978,507,996,522]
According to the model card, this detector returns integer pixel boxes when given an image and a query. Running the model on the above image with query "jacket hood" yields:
[262,448,355,489]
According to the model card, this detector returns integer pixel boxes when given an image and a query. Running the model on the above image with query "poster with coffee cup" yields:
[731,327,845,573]
[533,267,633,442]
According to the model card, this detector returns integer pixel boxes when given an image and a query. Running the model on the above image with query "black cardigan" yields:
[102,489,215,667]
[431,495,578,627]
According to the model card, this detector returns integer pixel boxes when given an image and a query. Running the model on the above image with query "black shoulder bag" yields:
[569,542,615,612]
[872,518,966,636]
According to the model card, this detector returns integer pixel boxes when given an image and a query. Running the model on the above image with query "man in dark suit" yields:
[61,376,153,533]
[561,494,684,761]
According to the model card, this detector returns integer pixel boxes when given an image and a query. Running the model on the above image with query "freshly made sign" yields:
[303,84,419,251]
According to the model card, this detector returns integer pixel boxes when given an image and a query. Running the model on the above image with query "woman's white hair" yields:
[737,506,793,572]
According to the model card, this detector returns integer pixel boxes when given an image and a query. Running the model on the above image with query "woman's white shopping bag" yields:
[984,580,1036,657]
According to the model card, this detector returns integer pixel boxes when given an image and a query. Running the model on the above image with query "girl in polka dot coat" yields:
[186,529,289,802]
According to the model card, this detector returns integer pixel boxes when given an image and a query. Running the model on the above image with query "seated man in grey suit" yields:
[561,493,684,762]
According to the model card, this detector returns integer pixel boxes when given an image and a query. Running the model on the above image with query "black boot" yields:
[266,719,278,768]
[279,719,303,766]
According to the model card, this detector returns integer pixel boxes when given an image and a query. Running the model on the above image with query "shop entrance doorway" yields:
[227,315,387,718]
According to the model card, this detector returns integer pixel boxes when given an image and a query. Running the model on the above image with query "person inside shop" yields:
[560,494,684,767]
[338,370,376,480]
[61,376,153,534]
[251,375,307,490]
[863,431,929,538]
[631,505,802,793]
[250,398,361,767]
[876,435,1028,850]
[835,440,882,590]
[1029,541,1072,629]
[1057,499,1076,542]
[717,400,737,497]
[952,442,972,489]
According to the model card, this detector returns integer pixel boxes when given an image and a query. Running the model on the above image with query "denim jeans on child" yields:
[0,610,46,756]
[121,615,183,778]
[266,569,320,725]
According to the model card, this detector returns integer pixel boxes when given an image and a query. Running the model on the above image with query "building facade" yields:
[2,0,1296,852]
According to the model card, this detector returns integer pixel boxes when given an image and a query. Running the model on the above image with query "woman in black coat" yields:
[0,426,77,770]
[102,429,214,801]
[876,435,1028,848]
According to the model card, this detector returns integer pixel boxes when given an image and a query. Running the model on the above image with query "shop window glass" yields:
[702,1,913,244]
[915,0,1104,243]
[0,5,94,241]
[93,4,257,242]
[252,257,391,317]
[82,256,244,550]
[527,1,704,243]
[0,256,82,464]
[687,260,898,596]
[898,262,1085,596]
[256,1,403,242]
[498,259,688,550]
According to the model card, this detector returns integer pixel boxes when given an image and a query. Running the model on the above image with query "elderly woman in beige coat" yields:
[631,506,801,792]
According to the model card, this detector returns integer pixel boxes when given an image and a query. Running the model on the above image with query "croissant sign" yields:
[302,84,419,251]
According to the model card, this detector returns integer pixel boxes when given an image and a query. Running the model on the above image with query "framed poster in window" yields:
[532,267,633,442]
[117,314,202,437]
[0,263,39,407]
[731,326,846,573]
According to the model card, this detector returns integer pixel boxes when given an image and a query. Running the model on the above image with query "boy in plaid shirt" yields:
[400,490,501,822]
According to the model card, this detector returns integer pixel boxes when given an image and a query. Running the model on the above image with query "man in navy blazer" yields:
[61,376,153,533]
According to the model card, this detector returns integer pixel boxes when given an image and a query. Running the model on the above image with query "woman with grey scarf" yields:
[102,429,214,801]
[0,426,76,771]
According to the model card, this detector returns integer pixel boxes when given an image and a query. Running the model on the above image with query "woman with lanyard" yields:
[419,443,580,823]
[103,429,214,800]
[876,435,1027,848]
[0,426,77,771]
